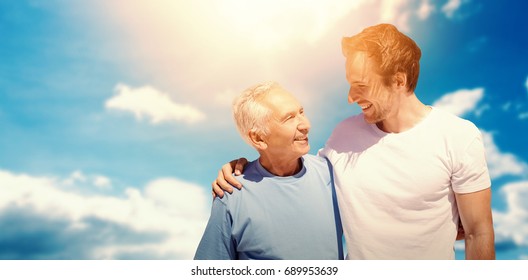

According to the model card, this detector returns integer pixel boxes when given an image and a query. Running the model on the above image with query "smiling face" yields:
[345,52,396,124]
[258,87,311,161]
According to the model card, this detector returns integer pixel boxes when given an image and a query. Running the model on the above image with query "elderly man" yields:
[194,81,343,260]
[213,24,495,260]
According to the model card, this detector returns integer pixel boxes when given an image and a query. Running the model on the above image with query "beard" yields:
[362,88,395,124]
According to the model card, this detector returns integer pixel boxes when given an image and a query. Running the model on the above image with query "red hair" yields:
[342,23,422,92]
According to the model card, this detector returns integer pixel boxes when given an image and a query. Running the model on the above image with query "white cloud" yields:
[105,83,206,125]
[214,89,239,107]
[433,87,484,116]
[80,0,431,116]
[519,112,528,120]
[215,0,366,47]
[432,87,527,179]
[474,104,490,118]
[493,181,528,247]
[63,170,87,186]
[93,175,112,190]
[380,0,412,32]
[0,169,210,259]
[63,170,112,190]
[417,0,435,20]
[88,1,371,103]
[442,0,463,18]
[482,131,528,179]
[525,76,528,92]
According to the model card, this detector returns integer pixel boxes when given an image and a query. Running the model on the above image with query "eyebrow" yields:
[279,107,303,121]
[351,81,367,86]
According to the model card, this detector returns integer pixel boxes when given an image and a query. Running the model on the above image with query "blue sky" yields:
[0,0,527,260]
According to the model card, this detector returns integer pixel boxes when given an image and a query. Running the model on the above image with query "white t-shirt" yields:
[319,107,490,259]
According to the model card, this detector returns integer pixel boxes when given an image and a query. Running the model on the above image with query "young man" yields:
[213,24,495,260]
[194,81,343,260]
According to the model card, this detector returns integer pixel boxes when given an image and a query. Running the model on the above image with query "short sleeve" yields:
[193,198,237,259]
[451,133,491,194]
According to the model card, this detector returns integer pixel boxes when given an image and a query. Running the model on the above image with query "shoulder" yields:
[432,107,479,130]
[302,154,332,181]
[428,108,486,164]
[215,187,241,207]
[303,154,331,169]
[332,114,366,134]
[430,107,482,140]
[217,160,260,205]
[321,113,373,155]
[326,114,367,145]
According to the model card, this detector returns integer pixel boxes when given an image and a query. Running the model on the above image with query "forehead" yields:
[261,87,301,114]
[345,52,373,84]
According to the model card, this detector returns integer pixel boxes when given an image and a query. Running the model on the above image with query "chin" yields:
[363,113,385,124]
[363,116,378,124]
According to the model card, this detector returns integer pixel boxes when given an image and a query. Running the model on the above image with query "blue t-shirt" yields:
[194,154,343,260]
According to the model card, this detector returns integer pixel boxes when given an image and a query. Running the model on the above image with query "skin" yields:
[213,52,495,260]
[211,88,311,195]
[344,52,431,132]
[455,189,495,259]
[250,86,311,176]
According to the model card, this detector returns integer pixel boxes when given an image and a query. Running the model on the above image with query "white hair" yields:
[232,81,280,146]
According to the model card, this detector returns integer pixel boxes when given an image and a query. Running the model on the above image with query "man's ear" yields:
[249,130,267,150]
[393,72,407,90]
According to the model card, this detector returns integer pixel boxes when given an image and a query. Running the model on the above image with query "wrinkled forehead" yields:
[260,87,301,112]
[265,87,298,103]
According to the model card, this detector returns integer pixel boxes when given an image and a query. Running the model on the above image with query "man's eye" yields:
[354,85,368,93]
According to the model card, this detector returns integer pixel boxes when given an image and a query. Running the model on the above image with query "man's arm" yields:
[194,198,237,260]
[212,158,248,198]
[455,188,495,259]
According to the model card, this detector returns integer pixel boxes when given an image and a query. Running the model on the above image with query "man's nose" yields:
[298,115,311,132]
[348,87,358,104]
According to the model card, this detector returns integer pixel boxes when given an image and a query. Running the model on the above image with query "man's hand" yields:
[212,158,248,198]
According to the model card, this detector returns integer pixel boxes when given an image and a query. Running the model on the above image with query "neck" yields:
[258,155,302,177]
[376,92,431,133]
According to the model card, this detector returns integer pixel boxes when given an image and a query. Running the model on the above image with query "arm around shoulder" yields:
[212,158,248,198]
